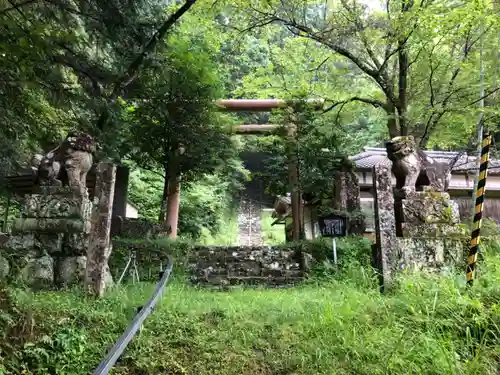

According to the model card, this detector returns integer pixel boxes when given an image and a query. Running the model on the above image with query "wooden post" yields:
[86,162,116,297]
[287,120,301,241]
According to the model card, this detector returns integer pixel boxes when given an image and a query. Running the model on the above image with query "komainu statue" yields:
[35,132,97,193]
[386,136,451,196]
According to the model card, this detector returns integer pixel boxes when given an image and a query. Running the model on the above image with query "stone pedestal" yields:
[397,191,464,272]
[2,187,92,288]
[372,166,466,290]
[86,162,116,297]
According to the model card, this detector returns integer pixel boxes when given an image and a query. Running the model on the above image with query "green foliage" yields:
[281,236,373,270]
[230,0,500,148]
[178,175,239,241]
[121,31,236,181]
[126,165,243,242]
[242,98,351,198]
[1,249,500,374]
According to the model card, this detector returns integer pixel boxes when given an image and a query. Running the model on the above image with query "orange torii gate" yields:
[218,99,324,242]
[165,99,324,242]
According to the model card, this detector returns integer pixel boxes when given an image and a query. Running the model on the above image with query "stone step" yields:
[188,246,309,289]
[193,275,305,287]
[192,269,304,278]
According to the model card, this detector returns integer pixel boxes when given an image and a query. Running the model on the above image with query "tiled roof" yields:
[350,147,500,175]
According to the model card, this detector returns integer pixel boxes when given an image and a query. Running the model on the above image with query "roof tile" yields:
[350,147,500,175]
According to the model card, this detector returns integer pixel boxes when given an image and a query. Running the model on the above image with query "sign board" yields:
[318,214,347,238]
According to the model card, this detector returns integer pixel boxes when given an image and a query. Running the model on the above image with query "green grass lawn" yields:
[2,256,500,375]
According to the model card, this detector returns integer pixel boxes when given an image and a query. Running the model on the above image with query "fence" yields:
[456,197,500,222]
[91,254,173,375]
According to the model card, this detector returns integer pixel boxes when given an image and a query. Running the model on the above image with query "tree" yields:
[230,0,500,147]
[121,29,238,233]
[0,0,199,162]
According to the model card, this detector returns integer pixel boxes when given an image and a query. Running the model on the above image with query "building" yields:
[272,147,500,240]
[352,147,500,232]
[125,201,139,219]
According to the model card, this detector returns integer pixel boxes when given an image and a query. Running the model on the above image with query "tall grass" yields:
[1,252,499,375]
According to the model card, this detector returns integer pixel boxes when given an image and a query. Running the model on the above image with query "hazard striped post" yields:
[466,132,492,286]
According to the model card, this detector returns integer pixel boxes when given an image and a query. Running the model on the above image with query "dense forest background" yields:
[1,0,499,242]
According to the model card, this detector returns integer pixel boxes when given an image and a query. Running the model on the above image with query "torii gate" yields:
[165,99,324,242]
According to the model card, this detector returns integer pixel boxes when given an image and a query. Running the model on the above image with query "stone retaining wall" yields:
[188,246,310,288]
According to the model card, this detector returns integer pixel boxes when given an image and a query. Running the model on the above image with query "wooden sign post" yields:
[318,214,348,265]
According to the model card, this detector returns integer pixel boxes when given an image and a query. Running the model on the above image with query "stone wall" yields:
[110,217,166,239]
[188,246,309,288]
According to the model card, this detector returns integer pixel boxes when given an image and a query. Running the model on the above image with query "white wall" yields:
[125,203,138,218]
[356,171,500,191]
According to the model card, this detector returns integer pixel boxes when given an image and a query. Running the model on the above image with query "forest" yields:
[2,0,500,241]
[1,1,500,374]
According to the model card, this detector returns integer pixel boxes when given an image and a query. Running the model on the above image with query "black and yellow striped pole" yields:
[466,132,492,286]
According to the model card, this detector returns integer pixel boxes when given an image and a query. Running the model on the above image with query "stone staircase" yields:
[188,246,309,288]
[237,199,264,247]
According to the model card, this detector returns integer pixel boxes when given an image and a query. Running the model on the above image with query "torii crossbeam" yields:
[166,99,324,242]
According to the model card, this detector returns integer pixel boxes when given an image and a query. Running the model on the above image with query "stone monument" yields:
[372,136,465,289]
[0,132,99,288]
[332,160,365,234]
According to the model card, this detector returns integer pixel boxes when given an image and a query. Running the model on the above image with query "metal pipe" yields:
[91,255,174,375]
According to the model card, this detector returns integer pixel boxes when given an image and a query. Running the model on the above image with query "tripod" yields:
[117,251,140,285]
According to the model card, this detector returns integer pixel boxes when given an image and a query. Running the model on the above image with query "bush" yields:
[279,236,372,265]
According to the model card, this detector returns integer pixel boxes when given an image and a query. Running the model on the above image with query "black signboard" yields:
[318,214,347,238]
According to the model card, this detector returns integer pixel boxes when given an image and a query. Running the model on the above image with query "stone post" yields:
[332,164,365,234]
[85,162,116,297]
[372,164,399,291]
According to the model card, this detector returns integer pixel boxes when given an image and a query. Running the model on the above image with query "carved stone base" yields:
[2,187,93,289]
[401,223,467,238]
[401,191,460,228]
[398,238,464,271]
[24,189,92,220]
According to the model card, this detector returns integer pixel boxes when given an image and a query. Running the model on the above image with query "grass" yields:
[2,254,500,375]
[194,211,239,246]
[261,211,286,245]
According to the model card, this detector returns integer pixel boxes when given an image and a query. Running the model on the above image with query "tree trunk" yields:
[158,167,169,223]
[165,173,181,239]
[385,103,399,139]
[397,40,409,136]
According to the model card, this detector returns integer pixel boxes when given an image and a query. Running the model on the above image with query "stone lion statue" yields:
[35,132,97,193]
[386,136,451,196]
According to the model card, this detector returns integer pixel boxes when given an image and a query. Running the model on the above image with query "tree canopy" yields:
[1,0,499,239]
